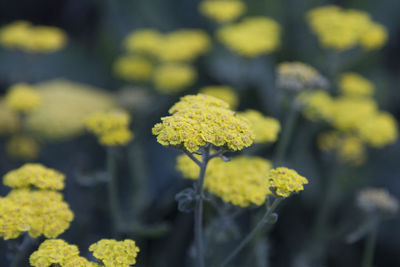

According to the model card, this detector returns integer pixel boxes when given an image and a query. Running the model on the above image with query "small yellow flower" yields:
[199,85,239,109]
[153,63,197,93]
[198,0,246,23]
[6,135,40,161]
[339,72,374,97]
[89,239,140,267]
[360,23,388,50]
[123,29,163,56]
[268,167,308,197]
[5,83,41,113]
[113,55,153,82]
[239,110,280,144]
[298,90,333,121]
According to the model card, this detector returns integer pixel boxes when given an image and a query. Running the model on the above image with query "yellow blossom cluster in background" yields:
[277,62,328,91]
[198,0,246,23]
[0,164,73,240]
[307,5,387,51]
[0,101,19,136]
[268,167,308,197]
[153,63,197,93]
[0,20,67,53]
[357,188,399,215]
[152,94,254,152]
[5,83,41,113]
[113,55,153,82]
[217,16,281,57]
[199,85,239,109]
[238,109,281,144]
[89,239,140,266]
[85,109,133,146]
[5,135,40,161]
[339,72,374,97]
[177,155,273,207]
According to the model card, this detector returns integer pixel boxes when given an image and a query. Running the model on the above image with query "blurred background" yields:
[0,0,399,266]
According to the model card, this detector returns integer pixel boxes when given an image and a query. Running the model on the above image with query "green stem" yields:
[274,101,298,165]
[107,147,120,234]
[362,225,377,267]
[10,235,37,267]
[194,146,211,267]
[220,198,282,267]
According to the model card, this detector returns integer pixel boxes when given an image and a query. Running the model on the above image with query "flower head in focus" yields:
[277,62,329,91]
[89,239,140,267]
[339,72,374,97]
[152,94,254,152]
[199,0,246,23]
[357,188,398,216]
[5,83,41,113]
[238,109,280,144]
[199,85,239,109]
[153,63,197,93]
[268,167,308,197]
[6,135,40,161]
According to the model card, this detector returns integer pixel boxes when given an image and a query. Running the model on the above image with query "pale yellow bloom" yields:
[5,83,41,113]
[199,0,246,23]
[239,109,280,144]
[199,85,239,109]
[339,72,374,97]
[113,55,153,82]
[153,63,197,93]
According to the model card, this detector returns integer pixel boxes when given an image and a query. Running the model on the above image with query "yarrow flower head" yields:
[152,94,254,153]
[276,62,329,91]
[0,20,67,53]
[217,16,280,57]
[3,163,65,190]
[113,55,153,82]
[199,85,239,109]
[339,72,374,97]
[153,63,197,93]
[6,135,40,161]
[357,188,398,216]
[298,90,334,121]
[5,83,41,113]
[238,109,281,144]
[89,239,140,266]
[268,167,308,197]
[198,0,246,23]
[177,155,273,207]
[85,109,133,146]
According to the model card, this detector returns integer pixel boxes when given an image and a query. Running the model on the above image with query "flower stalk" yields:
[362,223,377,267]
[107,147,120,234]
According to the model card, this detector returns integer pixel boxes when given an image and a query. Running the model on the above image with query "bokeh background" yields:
[0,0,400,266]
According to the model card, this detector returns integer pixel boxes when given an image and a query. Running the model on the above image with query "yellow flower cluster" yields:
[85,110,133,146]
[30,239,98,267]
[153,63,197,93]
[26,80,116,141]
[177,155,272,207]
[5,83,41,113]
[339,72,374,97]
[0,101,19,136]
[0,20,67,53]
[113,55,153,82]
[307,6,387,51]
[0,164,73,240]
[357,188,398,215]
[152,94,254,152]
[276,62,328,91]
[318,131,366,166]
[124,29,211,62]
[6,135,40,161]
[217,16,281,57]
[198,0,246,23]
[299,90,333,121]
[268,167,308,197]
[238,110,280,144]
[199,85,239,109]
[89,239,140,267]
[3,163,65,190]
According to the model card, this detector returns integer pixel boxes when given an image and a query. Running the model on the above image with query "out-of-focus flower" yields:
[89,239,140,267]
[268,167,308,197]
[6,135,40,161]
[238,110,280,144]
[116,88,154,112]
[357,188,398,215]
[5,83,41,113]
[307,6,387,51]
[113,55,153,82]
[357,111,398,148]
[85,110,133,146]
[3,163,65,190]
[199,85,239,109]
[277,62,329,91]
[30,239,96,267]
[217,16,280,57]
[153,63,197,93]
[318,131,366,166]
[198,0,246,23]
[298,90,334,121]
[339,72,374,97]
[26,80,116,141]
[0,20,67,53]
[124,29,163,56]
[0,101,19,136]
[177,155,272,207]
[152,94,254,152]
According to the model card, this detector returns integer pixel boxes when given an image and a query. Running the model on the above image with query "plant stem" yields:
[10,235,37,267]
[194,146,211,267]
[274,100,298,165]
[362,225,377,267]
[220,198,282,267]
[107,147,120,234]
